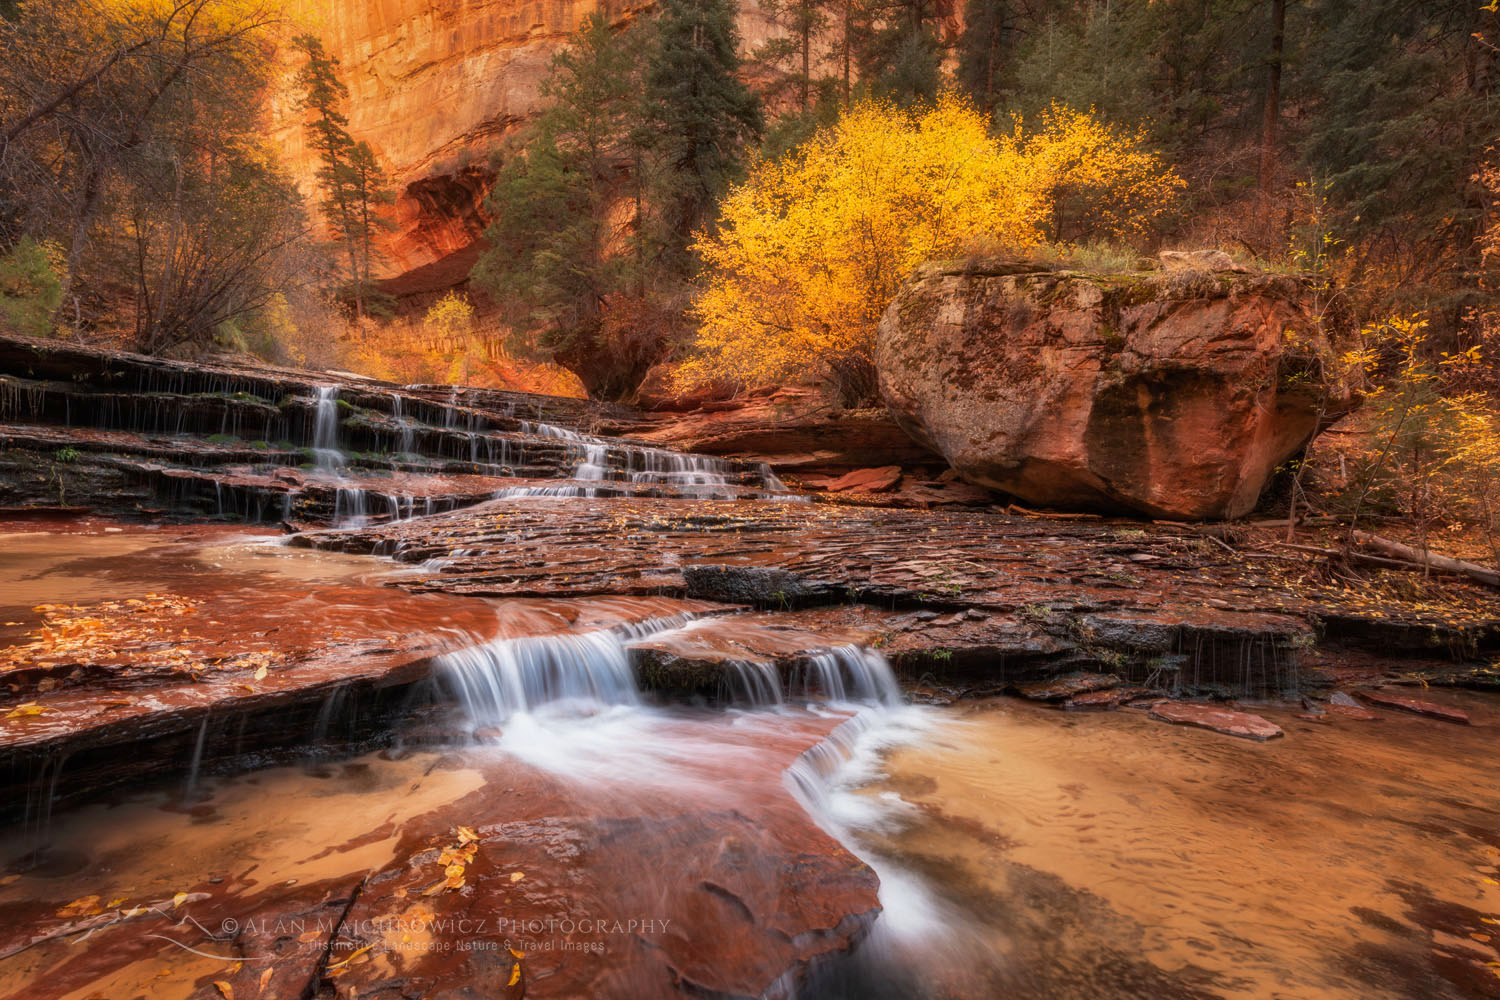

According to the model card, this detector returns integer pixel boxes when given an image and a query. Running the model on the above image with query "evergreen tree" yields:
[858,0,945,106]
[294,35,394,320]
[472,13,648,397]
[955,0,1017,114]
[756,0,833,113]
[1300,0,1500,309]
[640,0,763,254]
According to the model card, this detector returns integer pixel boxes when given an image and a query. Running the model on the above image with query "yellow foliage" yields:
[344,300,584,397]
[680,95,1181,390]
[1341,314,1500,562]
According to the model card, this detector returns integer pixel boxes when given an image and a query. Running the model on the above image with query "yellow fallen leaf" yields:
[172,891,189,908]
[5,702,47,720]
[57,895,101,917]
[509,872,524,883]
[509,947,524,959]
[213,980,234,1000]
[253,666,267,681]
[327,944,372,970]
[456,826,479,844]
[258,967,273,994]
[508,962,521,986]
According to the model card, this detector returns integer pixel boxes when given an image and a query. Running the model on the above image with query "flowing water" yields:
[804,696,1500,1000]
[1,522,1497,999]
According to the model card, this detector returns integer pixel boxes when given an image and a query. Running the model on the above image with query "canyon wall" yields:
[275,0,775,299]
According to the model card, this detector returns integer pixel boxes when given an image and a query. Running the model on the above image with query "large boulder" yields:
[875,257,1356,520]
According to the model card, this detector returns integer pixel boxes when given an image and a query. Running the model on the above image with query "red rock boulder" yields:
[875,257,1357,520]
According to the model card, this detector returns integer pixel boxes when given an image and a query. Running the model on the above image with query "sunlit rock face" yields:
[876,258,1359,521]
[275,0,775,296]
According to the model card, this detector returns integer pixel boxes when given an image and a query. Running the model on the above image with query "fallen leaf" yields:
[213,980,234,1000]
[171,891,189,908]
[510,872,524,883]
[253,666,267,681]
[327,944,372,970]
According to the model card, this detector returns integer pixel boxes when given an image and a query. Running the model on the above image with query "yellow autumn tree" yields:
[680,95,1181,395]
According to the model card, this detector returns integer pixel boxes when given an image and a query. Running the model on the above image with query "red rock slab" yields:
[326,719,880,999]
[1014,672,1120,702]
[1065,685,1160,710]
[1148,701,1285,741]
[1325,702,1382,722]
[826,466,903,493]
[1359,689,1470,725]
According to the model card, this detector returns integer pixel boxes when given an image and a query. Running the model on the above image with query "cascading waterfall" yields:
[782,703,955,953]
[438,614,904,730]
[311,386,344,470]
[794,645,904,705]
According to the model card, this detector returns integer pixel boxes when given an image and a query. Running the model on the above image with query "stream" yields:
[0,522,1497,999]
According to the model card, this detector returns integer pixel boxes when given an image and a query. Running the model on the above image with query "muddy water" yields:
[821,696,1500,1000]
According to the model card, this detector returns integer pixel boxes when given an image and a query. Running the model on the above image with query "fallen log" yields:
[1272,542,1459,577]
[1349,530,1500,588]
[1271,537,1500,589]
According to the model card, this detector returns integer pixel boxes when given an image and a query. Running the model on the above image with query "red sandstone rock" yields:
[826,466,903,493]
[1014,672,1120,702]
[1065,685,1158,710]
[1148,701,1285,740]
[1359,689,1470,724]
[1325,692,1383,721]
[876,258,1358,519]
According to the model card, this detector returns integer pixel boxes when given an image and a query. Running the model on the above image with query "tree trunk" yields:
[1258,0,1286,197]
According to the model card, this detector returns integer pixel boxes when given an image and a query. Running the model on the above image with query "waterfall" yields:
[441,609,904,730]
[312,386,343,469]
[757,463,788,491]
[794,645,903,705]
[441,631,638,727]
[519,420,733,494]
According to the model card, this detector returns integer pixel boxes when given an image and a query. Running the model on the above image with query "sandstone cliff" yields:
[275,0,775,298]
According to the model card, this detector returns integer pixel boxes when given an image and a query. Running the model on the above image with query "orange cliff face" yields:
[273,0,776,302]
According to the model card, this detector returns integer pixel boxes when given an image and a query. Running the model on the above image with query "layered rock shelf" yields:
[0,334,791,525]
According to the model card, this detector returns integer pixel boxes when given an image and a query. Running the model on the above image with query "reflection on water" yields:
[812,695,1500,1000]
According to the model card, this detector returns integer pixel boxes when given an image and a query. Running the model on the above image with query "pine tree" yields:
[756,0,833,112]
[955,0,1016,114]
[472,13,647,397]
[640,0,763,254]
[294,35,393,320]
[858,0,944,106]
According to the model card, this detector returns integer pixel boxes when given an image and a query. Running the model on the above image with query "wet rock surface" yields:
[1148,701,1285,740]
[0,719,878,1000]
[5,336,1500,1000]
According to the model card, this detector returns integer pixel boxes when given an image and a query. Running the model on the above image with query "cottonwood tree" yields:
[0,0,308,350]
